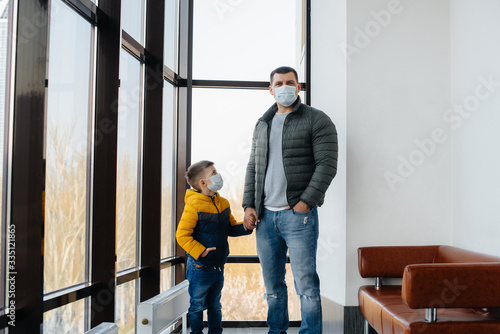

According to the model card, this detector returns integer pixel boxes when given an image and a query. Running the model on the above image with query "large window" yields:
[159,0,178,294]
[191,89,305,321]
[43,298,86,333]
[44,0,94,297]
[223,264,300,321]
[164,0,178,72]
[193,0,305,81]
[0,0,309,330]
[191,89,272,242]
[161,83,176,261]
[0,0,183,331]
[191,0,307,321]
[121,0,145,44]
[43,1,94,331]
[116,49,143,272]
[161,0,178,265]
[115,279,137,333]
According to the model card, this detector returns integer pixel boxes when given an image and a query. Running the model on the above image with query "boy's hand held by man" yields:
[243,207,258,231]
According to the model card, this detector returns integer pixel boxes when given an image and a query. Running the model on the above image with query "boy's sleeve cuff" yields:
[190,245,206,260]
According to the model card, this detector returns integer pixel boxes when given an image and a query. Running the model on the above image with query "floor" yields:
[229,329,300,334]
[186,328,300,334]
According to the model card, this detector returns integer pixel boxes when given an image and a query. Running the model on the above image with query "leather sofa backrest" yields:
[358,246,440,278]
[435,245,500,263]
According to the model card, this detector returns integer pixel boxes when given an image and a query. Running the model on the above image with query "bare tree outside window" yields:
[43,0,93,331]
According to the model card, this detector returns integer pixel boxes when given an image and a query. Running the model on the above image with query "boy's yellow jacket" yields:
[176,189,250,267]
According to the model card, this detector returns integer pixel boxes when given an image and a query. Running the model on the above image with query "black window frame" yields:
[0,0,186,331]
[0,0,311,330]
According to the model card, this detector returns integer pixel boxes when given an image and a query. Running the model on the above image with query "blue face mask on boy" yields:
[207,173,223,192]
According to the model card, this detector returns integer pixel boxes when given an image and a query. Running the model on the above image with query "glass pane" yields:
[44,0,93,293]
[0,0,10,312]
[164,0,178,72]
[121,0,145,45]
[161,83,175,259]
[193,0,304,81]
[160,267,173,293]
[192,88,283,255]
[116,280,137,334]
[116,50,142,271]
[222,263,300,321]
[43,298,86,333]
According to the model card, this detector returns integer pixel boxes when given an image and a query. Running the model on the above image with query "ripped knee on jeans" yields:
[298,293,321,301]
[264,292,279,300]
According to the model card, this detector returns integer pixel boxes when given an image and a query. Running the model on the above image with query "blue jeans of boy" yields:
[186,256,224,334]
[256,207,322,334]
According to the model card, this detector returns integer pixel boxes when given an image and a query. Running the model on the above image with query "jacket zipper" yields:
[211,196,220,214]
[210,196,223,268]
[263,121,270,184]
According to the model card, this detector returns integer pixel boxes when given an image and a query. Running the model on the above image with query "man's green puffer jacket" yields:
[243,97,338,218]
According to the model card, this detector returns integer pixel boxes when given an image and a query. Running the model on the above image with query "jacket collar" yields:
[193,188,218,200]
[260,96,302,123]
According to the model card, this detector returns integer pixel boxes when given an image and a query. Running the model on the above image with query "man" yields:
[242,66,338,334]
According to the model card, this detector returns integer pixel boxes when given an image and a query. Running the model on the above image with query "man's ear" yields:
[269,86,274,96]
[296,83,301,94]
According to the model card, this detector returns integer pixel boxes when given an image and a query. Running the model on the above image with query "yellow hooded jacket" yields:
[176,189,249,267]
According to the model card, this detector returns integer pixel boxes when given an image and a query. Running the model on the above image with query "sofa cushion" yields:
[359,286,500,334]
[402,263,500,308]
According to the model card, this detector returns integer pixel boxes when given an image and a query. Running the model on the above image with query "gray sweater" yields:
[263,112,289,209]
[243,97,338,218]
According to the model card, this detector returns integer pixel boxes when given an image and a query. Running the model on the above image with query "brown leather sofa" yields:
[358,245,500,334]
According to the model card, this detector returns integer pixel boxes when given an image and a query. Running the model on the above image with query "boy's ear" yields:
[198,178,206,189]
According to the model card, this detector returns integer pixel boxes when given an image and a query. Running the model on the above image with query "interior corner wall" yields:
[313,0,500,310]
[311,0,347,306]
[312,0,454,307]
[345,0,452,305]
[450,0,500,257]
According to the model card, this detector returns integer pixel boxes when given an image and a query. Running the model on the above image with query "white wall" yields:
[451,0,500,256]
[311,0,347,306]
[314,0,500,308]
[313,0,453,306]
[345,0,452,306]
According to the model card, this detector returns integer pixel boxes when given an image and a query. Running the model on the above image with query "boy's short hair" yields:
[186,160,214,190]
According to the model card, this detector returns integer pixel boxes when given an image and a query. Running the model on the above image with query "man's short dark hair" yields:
[186,160,214,190]
[270,66,299,84]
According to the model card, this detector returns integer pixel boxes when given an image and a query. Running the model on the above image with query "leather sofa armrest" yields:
[358,246,439,278]
[402,263,500,309]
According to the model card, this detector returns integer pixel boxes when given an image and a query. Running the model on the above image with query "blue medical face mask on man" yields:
[274,85,298,107]
[206,173,223,192]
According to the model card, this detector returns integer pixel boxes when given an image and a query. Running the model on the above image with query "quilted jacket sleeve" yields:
[300,111,338,208]
[176,204,206,260]
[228,211,252,237]
[242,123,258,209]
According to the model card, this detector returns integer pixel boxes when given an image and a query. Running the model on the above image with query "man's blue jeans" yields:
[186,256,224,334]
[256,207,322,334]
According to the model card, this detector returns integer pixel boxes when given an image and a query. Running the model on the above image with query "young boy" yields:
[176,160,252,334]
